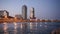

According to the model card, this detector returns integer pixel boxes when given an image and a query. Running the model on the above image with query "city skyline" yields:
[0,0,60,19]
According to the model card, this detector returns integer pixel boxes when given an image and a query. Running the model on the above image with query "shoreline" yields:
[0,18,60,23]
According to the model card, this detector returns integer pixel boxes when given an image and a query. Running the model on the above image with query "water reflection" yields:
[30,22,33,29]
[13,22,17,29]
[13,22,17,34]
[29,22,38,34]
[44,22,48,28]
[20,23,23,34]
[39,22,42,27]
[3,22,8,34]
[20,23,23,29]
[0,22,59,34]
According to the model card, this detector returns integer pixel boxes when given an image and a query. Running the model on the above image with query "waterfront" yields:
[0,22,60,34]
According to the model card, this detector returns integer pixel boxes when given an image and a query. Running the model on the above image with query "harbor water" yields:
[0,22,60,34]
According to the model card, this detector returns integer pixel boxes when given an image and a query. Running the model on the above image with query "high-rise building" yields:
[22,5,27,19]
[0,10,9,18]
[30,7,36,19]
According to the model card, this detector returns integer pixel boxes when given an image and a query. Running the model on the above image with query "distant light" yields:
[30,23,32,29]
[14,22,17,26]
[3,22,8,32]
[14,22,17,29]
[40,25,42,27]
[3,22,6,25]
[20,23,23,29]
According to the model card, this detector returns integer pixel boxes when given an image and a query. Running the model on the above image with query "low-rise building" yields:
[15,14,23,20]
[0,10,9,19]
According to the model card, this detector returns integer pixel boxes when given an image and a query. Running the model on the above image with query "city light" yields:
[3,22,8,34]
[20,23,23,29]
[0,0,60,34]
[30,22,32,29]
[14,22,17,29]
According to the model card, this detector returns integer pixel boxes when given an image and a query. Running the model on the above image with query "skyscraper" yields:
[30,7,36,19]
[22,5,27,19]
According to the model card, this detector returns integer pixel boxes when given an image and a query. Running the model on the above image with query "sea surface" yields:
[0,22,60,34]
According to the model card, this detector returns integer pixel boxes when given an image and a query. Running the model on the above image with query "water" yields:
[0,22,60,34]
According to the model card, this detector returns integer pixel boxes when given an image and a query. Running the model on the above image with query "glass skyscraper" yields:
[22,5,27,19]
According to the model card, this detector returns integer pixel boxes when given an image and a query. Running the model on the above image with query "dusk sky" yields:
[0,0,60,19]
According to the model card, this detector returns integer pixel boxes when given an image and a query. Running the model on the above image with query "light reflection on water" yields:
[3,22,8,34]
[20,23,23,29]
[14,22,17,29]
[13,22,17,34]
[0,22,60,34]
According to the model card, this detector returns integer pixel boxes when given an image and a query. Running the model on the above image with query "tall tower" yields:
[30,7,36,19]
[22,5,27,19]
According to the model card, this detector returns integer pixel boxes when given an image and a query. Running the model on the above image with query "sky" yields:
[0,0,60,19]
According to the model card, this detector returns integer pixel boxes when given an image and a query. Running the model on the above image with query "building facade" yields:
[0,10,9,18]
[30,7,36,19]
[15,14,23,19]
[22,5,27,19]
